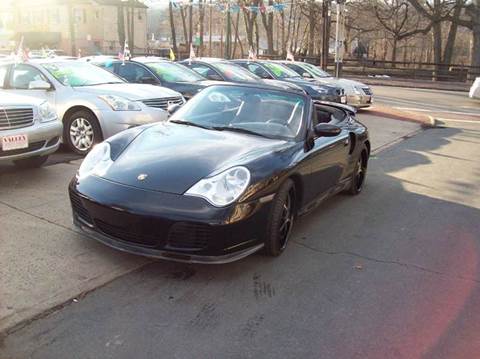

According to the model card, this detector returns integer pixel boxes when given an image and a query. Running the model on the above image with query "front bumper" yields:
[311,94,346,103]
[0,120,63,162]
[95,106,168,140]
[346,94,372,108]
[69,175,271,263]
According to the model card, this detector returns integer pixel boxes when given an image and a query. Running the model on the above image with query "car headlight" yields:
[99,95,141,111]
[310,86,329,94]
[38,101,57,123]
[78,142,113,179]
[185,166,251,207]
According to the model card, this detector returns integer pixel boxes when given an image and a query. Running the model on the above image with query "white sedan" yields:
[469,77,480,99]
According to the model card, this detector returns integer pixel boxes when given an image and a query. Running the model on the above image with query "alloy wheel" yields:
[279,191,294,250]
[355,157,366,191]
[70,117,94,152]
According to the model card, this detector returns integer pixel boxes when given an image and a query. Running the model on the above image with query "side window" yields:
[0,65,8,88]
[247,64,271,79]
[11,64,48,89]
[191,64,212,77]
[116,63,156,83]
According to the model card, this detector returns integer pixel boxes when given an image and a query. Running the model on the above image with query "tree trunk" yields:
[209,0,212,56]
[442,0,462,65]
[473,22,480,69]
[225,9,232,58]
[180,7,188,50]
[308,0,315,56]
[391,37,398,67]
[117,4,125,52]
[281,10,285,56]
[169,2,178,54]
[232,12,243,58]
[255,18,260,55]
[199,0,205,56]
[261,0,275,55]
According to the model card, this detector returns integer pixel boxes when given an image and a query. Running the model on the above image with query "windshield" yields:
[264,62,302,79]
[146,62,205,82]
[42,62,124,86]
[303,63,331,77]
[214,63,260,82]
[169,86,305,140]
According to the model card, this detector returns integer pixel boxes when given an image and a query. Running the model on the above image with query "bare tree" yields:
[260,0,275,54]
[169,1,178,54]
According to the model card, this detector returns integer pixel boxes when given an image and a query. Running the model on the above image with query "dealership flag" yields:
[169,48,176,61]
[286,49,294,61]
[122,39,131,65]
[247,47,256,62]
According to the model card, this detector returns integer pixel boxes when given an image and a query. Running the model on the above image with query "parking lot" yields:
[1,87,480,358]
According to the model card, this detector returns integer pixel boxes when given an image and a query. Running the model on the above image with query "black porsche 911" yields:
[69,84,370,264]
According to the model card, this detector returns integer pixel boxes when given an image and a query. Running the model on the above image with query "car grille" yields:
[0,108,34,130]
[70,191,93,225]
[141,97,184,110]
[336,88,345,96]
[166,222,211,250]
[0,140,45,157]
[95,219,162,247]
[362,87,372,95]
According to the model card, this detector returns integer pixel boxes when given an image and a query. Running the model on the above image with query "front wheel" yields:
[13,155,49,168]
[64,110,102,155]
[264,179,296,257]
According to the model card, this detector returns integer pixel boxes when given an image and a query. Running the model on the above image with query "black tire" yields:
[13,155,48,169]
[64,110,102,155]
[264,179,296,257]
[347,149,368,195]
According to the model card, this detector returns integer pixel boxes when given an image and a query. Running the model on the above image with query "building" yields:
[10,0,148,56]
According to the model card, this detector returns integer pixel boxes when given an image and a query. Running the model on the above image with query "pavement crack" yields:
[292,240,480,284]
[0,200,77,235]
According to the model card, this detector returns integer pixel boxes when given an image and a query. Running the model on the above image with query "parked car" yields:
[232,59,346,103]
[279,60,373,108]
[469,77,480,99]
[69,83,370,263]
[91,58,214,100]
[0,93,62,168]
[0,60,184,154]
[178,58,306,94]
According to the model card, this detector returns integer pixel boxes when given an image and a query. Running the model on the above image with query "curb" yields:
[362,105,437,128]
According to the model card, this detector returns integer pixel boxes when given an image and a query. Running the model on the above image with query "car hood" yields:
[73,83,182,100]
[103,122,288,194]
[0,92,45,107]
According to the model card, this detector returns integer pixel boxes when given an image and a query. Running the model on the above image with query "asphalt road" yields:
[372,85,480,121]
[2,92,480,358]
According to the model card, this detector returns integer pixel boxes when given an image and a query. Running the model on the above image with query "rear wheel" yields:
[264,179,295,257]
[64,110,102,155]
[347,149,368,195]
[13,155,48,168]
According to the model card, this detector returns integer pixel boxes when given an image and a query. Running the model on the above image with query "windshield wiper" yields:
[170,120,212,130]
[212,126,270,138]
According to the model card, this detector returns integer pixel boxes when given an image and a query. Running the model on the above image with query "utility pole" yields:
[334,0,345,77]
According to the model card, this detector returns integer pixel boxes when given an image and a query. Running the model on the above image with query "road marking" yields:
[435,118,480,124]
[375,96,479,114]
[393,107,480,117]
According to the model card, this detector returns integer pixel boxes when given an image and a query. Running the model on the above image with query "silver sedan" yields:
[0,60,184,154]
[0,93,62,167]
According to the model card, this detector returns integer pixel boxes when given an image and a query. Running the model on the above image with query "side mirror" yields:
[314,123,342,137]
[302,72,313,79]
[29,80,52,90]
[167,103,182,115]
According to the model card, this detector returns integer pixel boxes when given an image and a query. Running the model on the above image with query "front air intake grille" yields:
[0,108,34,130]
[95,219,159,247]
[0,141,45,157]
[141,97,184,111]
[166,222,212,250]
[69,191,93,225]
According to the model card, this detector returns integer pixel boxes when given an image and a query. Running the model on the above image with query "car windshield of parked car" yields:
[146,62,205,82]
[303,63,331,78]
[170,86,305,140]
[214,63,260,82]
[42,62,124,86]
[264,62,302,79]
